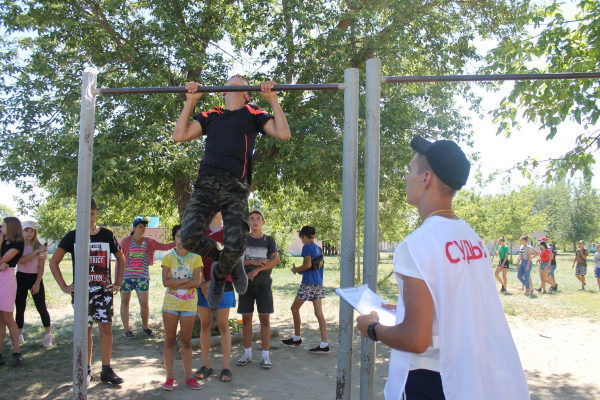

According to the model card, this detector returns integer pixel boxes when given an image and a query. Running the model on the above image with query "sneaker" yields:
[230,257,248,295]
[10,353,23,367]
[236,354,252,366]
[43,334,53,348]
[535,287,542,293]
[309,345,330,354]
[18,334,24,345]
[281,337,302,346]
[184,377,203,390]
[579,286,585,291]
[123,330,135,339]
[162,378,175,391]
[100,366,124,384]
[208,263,226,308]
[87,367,93,387]
[542,290,547,294]
[142,328,155,338]
[260,357,273,369]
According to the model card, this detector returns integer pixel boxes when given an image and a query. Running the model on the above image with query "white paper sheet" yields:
[334,284,397,326]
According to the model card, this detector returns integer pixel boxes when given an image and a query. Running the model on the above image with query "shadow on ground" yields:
[527,370,600,400]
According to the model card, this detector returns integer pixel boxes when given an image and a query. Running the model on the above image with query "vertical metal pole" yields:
[360,58,381,400]
[73,66,98,400]
[336,67,359,400]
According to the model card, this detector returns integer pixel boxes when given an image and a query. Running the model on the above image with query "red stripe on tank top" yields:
[241,133,248,179]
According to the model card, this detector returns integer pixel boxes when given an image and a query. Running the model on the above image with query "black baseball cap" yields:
[410,135,471,190]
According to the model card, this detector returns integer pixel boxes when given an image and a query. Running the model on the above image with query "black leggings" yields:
[15,272,51,329]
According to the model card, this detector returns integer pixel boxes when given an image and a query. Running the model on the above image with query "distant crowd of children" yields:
[494,235,600,296]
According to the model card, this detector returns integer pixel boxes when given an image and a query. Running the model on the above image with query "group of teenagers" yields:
[2,74,538,398]
[494,236,559,295]
[495,235,600,295]
[0,205,329,390]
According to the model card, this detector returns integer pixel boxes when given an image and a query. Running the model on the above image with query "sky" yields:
[462,83,600,193]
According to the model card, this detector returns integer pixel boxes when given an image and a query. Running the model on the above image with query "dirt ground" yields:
[30,308,600,400]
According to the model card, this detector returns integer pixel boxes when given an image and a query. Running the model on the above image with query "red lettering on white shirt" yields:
[445,239,489,264]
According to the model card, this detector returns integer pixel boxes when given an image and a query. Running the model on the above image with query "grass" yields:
[1,251,598,398]
[30,251,600,325]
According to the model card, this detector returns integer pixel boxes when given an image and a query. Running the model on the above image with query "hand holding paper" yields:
[335,284,396,326]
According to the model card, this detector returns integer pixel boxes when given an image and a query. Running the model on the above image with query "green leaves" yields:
[1,0,532,241]
[485,0,600,181]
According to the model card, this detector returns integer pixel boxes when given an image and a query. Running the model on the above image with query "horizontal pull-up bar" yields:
[383,72,600,83]
[96,83,343,95]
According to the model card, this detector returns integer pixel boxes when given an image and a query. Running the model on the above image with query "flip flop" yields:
[194,366,213,380]
[219,368,232,382]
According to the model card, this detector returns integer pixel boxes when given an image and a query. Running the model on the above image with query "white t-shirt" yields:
[395,251,440,371]
[385,216,529,400]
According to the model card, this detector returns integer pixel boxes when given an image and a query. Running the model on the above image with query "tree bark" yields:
[173,177,193,221]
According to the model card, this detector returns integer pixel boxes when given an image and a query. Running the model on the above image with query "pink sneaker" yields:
[184,377,203,390]
[162,378,175,391]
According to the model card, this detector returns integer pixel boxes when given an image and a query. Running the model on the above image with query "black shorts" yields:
[498,259,510,268]
[405,369,445,400]
[237,279,273,315]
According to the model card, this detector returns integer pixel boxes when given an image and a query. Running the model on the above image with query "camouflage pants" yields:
[181,173,250,280]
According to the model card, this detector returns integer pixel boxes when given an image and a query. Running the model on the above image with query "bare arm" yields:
[161,265,202,289]
[18,246,46,264]
[0,248,19,265]
[49,248,73,294]
[174,267,203,289]
[31,255,46,295]
[357,275,434,354]
[109,250,126,292]
[292,255,312,274]
[247,252,280,280]
[152,239,176,252]
[173,82,204,142]
[531,247,540,258]
[253,252,280,273]
[162,266,186,288]
[259,81,291,140]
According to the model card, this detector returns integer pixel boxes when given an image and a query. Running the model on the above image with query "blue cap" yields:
[132,217,149,228]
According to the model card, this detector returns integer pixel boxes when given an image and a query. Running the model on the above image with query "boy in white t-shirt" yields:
[356,136,529,400]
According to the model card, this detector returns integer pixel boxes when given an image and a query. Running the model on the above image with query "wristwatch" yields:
[367,322,380,342]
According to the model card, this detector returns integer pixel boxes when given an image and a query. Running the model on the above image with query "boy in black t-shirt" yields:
[173,75,291,307]
[49,199,126,385]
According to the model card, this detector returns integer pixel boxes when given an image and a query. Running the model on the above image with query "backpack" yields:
[311,252,324,270]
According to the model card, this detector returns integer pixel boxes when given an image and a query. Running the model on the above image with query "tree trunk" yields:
[173,177,193,221]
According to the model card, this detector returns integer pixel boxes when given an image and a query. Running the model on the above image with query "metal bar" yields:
[336,67,359,400]
[73,66,97,400]
[360,58,381,400]
[97,83,343,95]
[384,72,600,83]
